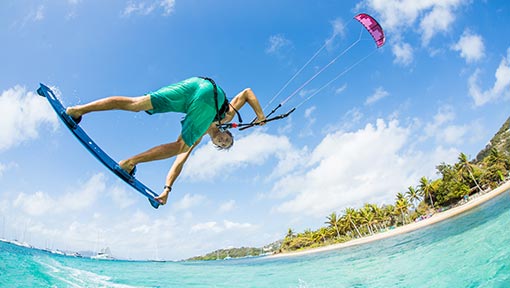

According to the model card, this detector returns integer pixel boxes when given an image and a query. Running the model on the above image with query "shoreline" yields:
[268,180,510,259]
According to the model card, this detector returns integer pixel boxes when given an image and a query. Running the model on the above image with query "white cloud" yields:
[361,0,465,64]
[299,106,317,137]
[451,31,485,63]
[440,125,470,145]
[365,87,389,105]
[123,0,175,17]
[160,0,176,16]
[13,173,106,216]
[123,2,155,16]
[15,4,46,28]
[325,18,347,49]
[109,185,137,209]
[331,18,346,39]
[0,163,5,177]
[191,220,254,233]
[424,105,455,137]
[304,106,316,119]
[419,5,454,46]
[392,42,413,66]
[422,105,474,145]
[469,48,510,106]
[362,0,463,42]
[218,200,236,213]
[14,191,55,216]
[191,221,222,233]
[335,84,347,95]
[183,132,295,180]
[266,34,292,55]
[34,5,45,21]
[171,193,206,211]
[271,118,458,217]
[0,86,58,151]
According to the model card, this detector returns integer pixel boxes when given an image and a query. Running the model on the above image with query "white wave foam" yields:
[36,257,141,288]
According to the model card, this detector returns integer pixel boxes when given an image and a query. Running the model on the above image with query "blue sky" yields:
[1,0,510,260]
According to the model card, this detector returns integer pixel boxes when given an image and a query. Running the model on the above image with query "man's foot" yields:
[66,107,83,124]
[119,160,136,176]
[155,191,169,205]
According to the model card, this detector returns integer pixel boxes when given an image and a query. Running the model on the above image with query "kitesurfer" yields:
[66,77,266,204]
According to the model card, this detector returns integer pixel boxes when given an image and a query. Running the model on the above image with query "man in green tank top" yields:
[66,77,266,205]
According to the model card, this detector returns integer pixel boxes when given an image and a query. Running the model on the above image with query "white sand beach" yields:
[269,180,510,258]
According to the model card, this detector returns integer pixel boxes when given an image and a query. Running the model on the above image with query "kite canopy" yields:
[354,13,385,48]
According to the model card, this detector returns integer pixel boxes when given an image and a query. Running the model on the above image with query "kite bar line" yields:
[230,13,385,131]
[262,40,329,112]
[280,37,362,107]
[294,48,377,110]
[262,19,356,112]
[261,22,361,122]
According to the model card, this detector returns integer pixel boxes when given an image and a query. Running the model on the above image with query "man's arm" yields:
[155,136,202,205]
[164,143,196,188]
[223,88,266,124]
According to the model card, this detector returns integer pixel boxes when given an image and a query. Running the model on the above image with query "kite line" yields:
[221,13,385,131]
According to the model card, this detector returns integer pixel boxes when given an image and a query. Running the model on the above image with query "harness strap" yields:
[199,77,242,130]
[199,77,223,122]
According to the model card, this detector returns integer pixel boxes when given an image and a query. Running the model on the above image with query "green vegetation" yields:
[279,148,509,252]
[186,241,282,261]
[475,117,510,162]
[187,247,263,261]
[279,117,510,253]
[190,117,510,259]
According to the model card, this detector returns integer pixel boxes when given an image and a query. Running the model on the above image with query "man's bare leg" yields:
[66,95,152,119]
[119,138,190,174]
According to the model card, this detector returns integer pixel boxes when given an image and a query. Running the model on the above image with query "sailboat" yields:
[91,247,115,260]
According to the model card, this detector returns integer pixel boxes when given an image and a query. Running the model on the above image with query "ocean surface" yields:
[1,192,509,288]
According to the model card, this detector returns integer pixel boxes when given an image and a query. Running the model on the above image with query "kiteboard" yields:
[37,83,160,209]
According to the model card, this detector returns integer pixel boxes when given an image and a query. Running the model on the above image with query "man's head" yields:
[211,129,234,150]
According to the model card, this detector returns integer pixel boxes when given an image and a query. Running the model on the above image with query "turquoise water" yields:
[1,192,510,287]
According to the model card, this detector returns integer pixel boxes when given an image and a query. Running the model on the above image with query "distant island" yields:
[186,243,280,261]
[189,117,510,260]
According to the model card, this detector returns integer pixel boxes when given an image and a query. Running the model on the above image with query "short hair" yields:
[214,130,234,150]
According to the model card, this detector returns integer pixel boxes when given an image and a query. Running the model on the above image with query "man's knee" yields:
[176,137,191,154]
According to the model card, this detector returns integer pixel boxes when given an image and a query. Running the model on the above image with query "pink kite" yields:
[354,13,385,48]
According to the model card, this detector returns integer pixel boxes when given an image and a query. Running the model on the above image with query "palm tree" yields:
[368,204,383,232]
[314,227,329,244]
[457,152,482,192]
[395,197,411,225]
[359,205,375,235]
[303,229,314,243]
[286,228,294,239]
[381,204,396,228]
[344,208,362,238]
[325,212,341,239]
[484,148,510,185]
[406,186,420,210]
[418,176,435,208]
[487,148,509,168]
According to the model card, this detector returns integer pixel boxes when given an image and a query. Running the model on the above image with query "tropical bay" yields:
[188,117,510,261]
[270,117,510,257]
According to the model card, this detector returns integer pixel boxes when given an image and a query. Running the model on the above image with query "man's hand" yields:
[255,116,266,126]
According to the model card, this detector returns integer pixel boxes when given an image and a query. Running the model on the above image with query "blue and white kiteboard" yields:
[37,83,160,209]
